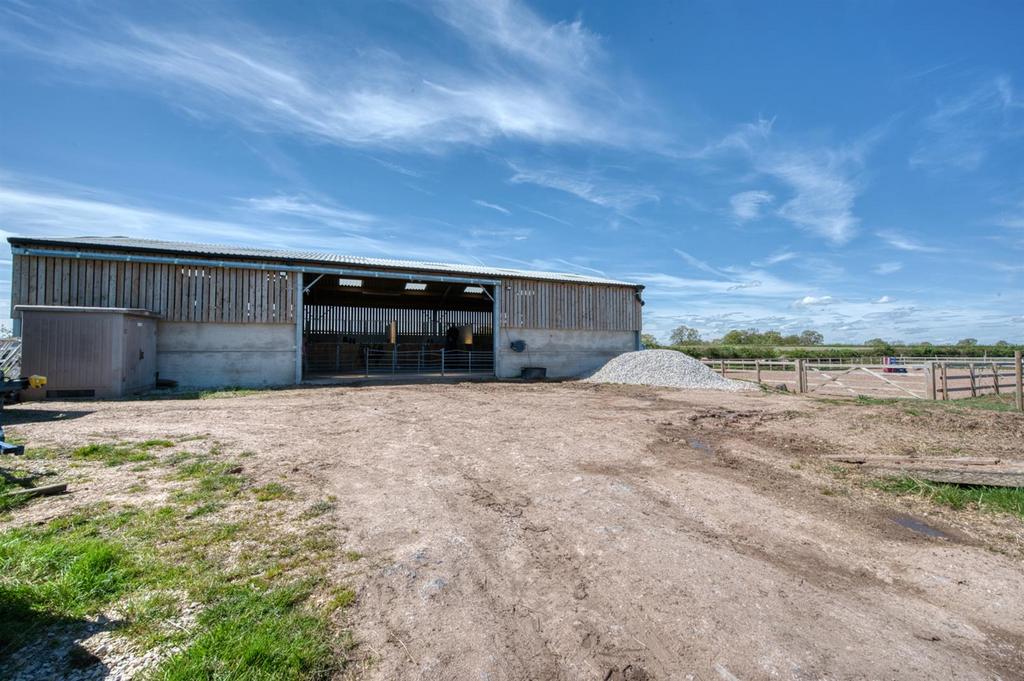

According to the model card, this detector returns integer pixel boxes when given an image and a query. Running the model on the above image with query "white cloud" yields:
[508,163,659,211]
[729,190,774,221]
[873,261,903,275]
[876,230,944,253]
[873,295,893,304]
[794,295,834,307]
[472,199,510,214]
[0,1,651,151]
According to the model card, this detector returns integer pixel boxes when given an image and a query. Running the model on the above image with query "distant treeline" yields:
[662,344,1024,360]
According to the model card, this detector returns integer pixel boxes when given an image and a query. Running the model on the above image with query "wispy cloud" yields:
[729,190,774,221]
[873,261,903,275]
[696,119,873,243]
[750,250,796,267]
[873,295,893,304]
[508,162,659,211]
[522,206,573,226]
[0,174,471,262]
[876,230,944,253]
[911,76,1024,171]
[472,199,510,214]
[241,195,378,231]
[992,198,1024,229]
[0,0,652,151]
[674,249,728,278]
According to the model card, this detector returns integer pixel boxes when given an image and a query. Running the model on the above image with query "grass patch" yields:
[72,439,174,466]
[300,500,335,519]
[941,394,1022,413]
[254,483,293,502]
[150,584,336,681]
[343,551,362,563]
[0,522,140,656]
[0,440,351,675]
[170,459,244,505]
[870,476,1024,518]
[328,587,356,611]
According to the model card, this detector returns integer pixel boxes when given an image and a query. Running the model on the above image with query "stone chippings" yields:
[582,350,756,392]
[3,601,200,681]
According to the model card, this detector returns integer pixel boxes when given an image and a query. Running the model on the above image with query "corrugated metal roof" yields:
[9,235,641,288]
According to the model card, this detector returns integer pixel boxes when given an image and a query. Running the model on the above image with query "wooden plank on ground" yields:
[825,455,1002,466]
[869,467,1024,488]
[1,482,68,499]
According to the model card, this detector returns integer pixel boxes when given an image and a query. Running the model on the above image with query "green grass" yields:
[71,439,175,466]
[151,585,336,681]
[254,483,293,502]
[871,476,1024,518]
[328,587,356,611]
[0,442,349,676]
[0,519,141,656]
[197,387,264,400]
[819,393,1022,414]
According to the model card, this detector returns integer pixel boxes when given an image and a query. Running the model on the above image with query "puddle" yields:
[891,514,951,539]
[687,438,713,455]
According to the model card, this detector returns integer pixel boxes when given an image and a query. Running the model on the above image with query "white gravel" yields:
[582,350,756,391]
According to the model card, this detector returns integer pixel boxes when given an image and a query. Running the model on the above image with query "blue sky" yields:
[1,0,1022,343]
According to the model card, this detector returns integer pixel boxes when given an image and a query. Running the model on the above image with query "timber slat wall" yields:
[11,252,642,331]
[500,279,640,331]
[11,255,294,324]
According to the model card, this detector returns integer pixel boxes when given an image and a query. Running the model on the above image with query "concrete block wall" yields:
[156,322,295,389]
[496,328,637,379]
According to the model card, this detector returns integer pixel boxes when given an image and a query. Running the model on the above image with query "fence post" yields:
[469,351,473,373]
[392,345,397,375]
[940,362,948,400]
[925,361,936,400]
[991,362,1000,395]
[364,348,369,378]
[1015,351,1023,412]
[755,359,762,384]
[719,360,726,376]
[968,363,977,397]
[795,359,805,393]
[441,349,446,377]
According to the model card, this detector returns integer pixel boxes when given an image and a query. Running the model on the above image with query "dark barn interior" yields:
[302,274,495,377]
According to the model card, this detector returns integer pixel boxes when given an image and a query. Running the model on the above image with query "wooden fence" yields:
[702,351,1024,410]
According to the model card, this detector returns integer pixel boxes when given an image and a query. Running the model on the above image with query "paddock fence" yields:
[701,352,1024,409]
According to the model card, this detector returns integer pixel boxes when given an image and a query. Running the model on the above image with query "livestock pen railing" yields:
[0,338,21,377]
[307,347,494,377]
[701,352,1024,409]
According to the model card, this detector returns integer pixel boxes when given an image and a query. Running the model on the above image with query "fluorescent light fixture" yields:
[337,278,362,287]
[464,285,485,294]
[405,282,427,291]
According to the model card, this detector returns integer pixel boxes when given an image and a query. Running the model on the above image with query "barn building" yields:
[8,236,643,395]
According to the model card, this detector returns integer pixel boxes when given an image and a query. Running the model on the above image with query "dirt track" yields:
[9,382,1024,680]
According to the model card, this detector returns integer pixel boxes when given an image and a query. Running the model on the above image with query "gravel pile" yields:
[582,349,756,391]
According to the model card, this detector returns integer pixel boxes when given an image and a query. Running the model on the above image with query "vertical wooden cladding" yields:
[12,255,294,324]
[500,279,641,331]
